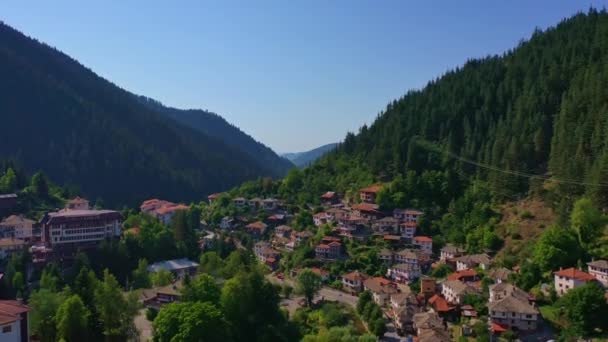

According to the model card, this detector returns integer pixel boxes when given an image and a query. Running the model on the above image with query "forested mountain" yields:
[292,10,608,212]
[282,143,338,168]
[138,97,294,176]
[0,22,281,206]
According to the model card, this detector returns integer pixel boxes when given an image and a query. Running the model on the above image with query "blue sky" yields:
[2,1,607,152]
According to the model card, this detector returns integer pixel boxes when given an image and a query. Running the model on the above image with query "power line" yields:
[416,140,608,188]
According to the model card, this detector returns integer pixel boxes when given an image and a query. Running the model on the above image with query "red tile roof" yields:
[447,269,478,281]
[428,294,453,312]
[400,221,417,228]
[413,236,432,243]
[360,185,383,194]
[491,322,508,333]
[383,235,402,241]
[0,301,29,325]
[352,203,381,212]
[247,221,268,230]
[342,271,368,282]
[554,267,596,281]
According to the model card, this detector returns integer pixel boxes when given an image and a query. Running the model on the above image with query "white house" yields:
[413,236,433,254]
[363,277,400,306]
[387,263,421,283]
[455,254,492,271]
[441,280,477,305]
[489,283,539,331]
[553,267,596,296]
[0,300,30,342]
[587,259,608,287]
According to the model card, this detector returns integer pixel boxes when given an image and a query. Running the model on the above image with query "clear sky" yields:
[2,1,607,153]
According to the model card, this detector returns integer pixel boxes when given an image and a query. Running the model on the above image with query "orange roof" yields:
[360,185,383,194]
[383,235,402,241]
[247,221,267,230]
[342,271,368,282]
[321,236,341,242]
[0,301,29,325]
[554,267,596,281]
[208,193,222,199]
[447,269,477,281]
[428,294,453,312]
[414,236,432,243]
[400,221,417,227]
[491,322,508,333]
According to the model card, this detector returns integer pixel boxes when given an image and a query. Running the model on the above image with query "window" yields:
[2,325,11,333]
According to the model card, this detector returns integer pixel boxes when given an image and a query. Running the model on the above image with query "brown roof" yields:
[364,277,399,295]
[554,267,596,281]
[413,236,432,243]
[0,300,29,325]
[360,185,383,194]
[384,235,402,241]
[0,215,35,226]
[247,221,268,231]
[587,259,608,268]
[342,271,369,282]
[455,254,492,266]
[442,280,477,295]
[447,269,477,281]
[428,295,453,312]
[352,203,381,212]
[207,193,222,199]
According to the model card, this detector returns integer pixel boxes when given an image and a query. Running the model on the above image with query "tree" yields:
[296,269,322,307]
[199,251,224,277]
[11,271,24,297]
[180,274,220,304]
[131,259,151,289]
[532,226,580,272]
[356,291,372,314]
[0,167,17,193]
[570,197,606,248]
[150,269,173,287]
[94,269,139,339]
[556,282,608,336]
[56,295,90,342]
[29,289,66,342]
[153,302,229,342]
[30,171,49,198]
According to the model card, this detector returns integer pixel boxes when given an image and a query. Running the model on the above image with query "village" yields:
[0,182,607,341]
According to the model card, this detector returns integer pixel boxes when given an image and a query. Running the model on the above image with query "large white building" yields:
[553,267,596,296]
[587,260,608,287]
[40,209,122,248]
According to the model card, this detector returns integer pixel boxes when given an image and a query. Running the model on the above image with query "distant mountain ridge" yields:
[0,21,288,206]
[138,97,294,176]
[282,143,338,168]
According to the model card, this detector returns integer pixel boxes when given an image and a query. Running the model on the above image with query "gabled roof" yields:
[442,280,477,295]
[0,215,35,226]
[352,203,381,212]
[587,259,608,268]
[413,236,432,243]
[455,253,492,265]
[447,269,478,281]
[0,300,29,325]
[428,294,453,312]
[321,191,337,199]
[554,267,596,281]
[360,185,383,194]
[364,277,399,295]
[246,221,268,230]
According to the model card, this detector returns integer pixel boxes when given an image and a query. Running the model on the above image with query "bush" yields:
[145,307,158,321]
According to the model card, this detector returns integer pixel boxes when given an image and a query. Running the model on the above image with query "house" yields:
[387,263,421,283]
[428,294,455,317]
[390,292,419,333]
[199,231,215,251]
[288,230,313,250]
[352,203,383,220]
[141,281,182,310]
[398,221,417,239]
[383,234,403,246]
[447,269,479,283]
[359,185,382,203]
[488,267,514,284]
[147,258,199,279]
[267,214,285,226]
[274,225,292,239]
[441,280,478,305]
[393,208,423,223]
[455,254,492,271]
[0,194,17,211]
[40,209,122,252]
[417,326,451,342]
[219,217,235,230]
[313,212,330,227]
[140,199,189,225]
[363,277,400,306]
[0,215,35,240]
[379,249,394,263]
[207,193,222,204]
[412,311,446,337]
[246,221,268,237]
[0,239,26,260]
[325,208,349,222]
[261,198,278,211]
[440,244,465,261]
[320,191,340,205]
[0,300,30,342]
[372,217,398,234]
[489,283,539,331]
[233,197,247,208]
[413,236,433,254]
[66,197,90,210]
[587,259,608,287]
[310,267,330,282]
[254,242,281,269]
[420,276,437,298]
[315,241,342,260]
[342,271,369,294]
[248,198,262,208]
[553,267,596,296]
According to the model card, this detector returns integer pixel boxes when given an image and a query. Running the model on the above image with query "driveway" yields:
[134,308,153,342]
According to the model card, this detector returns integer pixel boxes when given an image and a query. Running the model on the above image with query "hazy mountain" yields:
[282,143,338,168]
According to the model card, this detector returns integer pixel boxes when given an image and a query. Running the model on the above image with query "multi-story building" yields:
[372,217,398,234]
[393,208,423,223]
[254,241,281,269]
[0,215,34,240]
[0,300,30,342]
[441,280,478,305]
[342,271,369,294]
[413,236,433,254]
[398,221,417,239]
[359,185,382,203]
[387,263,421,283]
[455,253,492,271]
[40,209,122,251]
[140,199,189,225]
[233,197,247,208]
[587,259,608,287]
[440,244,465,261]
[363,277,400,306]
[489,283,539,331]
[0,239,26,260]
[315,241,342,260]
[553,267,596,296]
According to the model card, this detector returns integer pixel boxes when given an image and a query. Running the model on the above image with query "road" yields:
[134,308,152,342]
